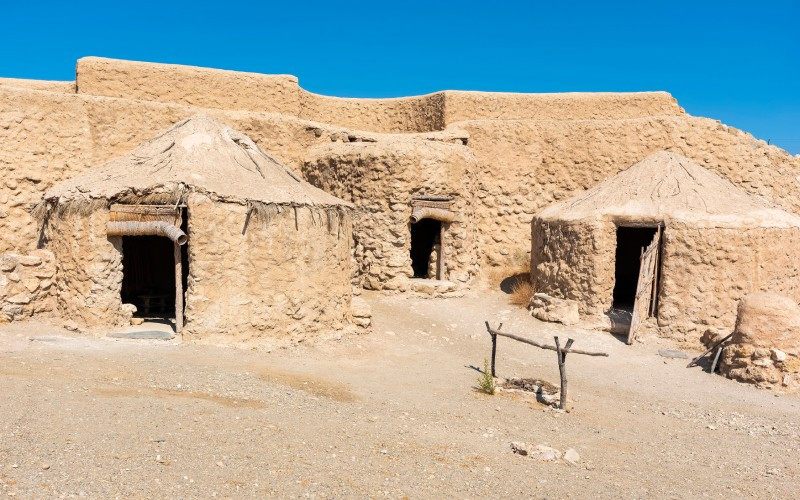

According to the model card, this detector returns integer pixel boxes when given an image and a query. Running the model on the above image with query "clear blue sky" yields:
[1,0,797,154]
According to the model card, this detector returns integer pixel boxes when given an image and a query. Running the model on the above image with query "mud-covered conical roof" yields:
[536,151,800,228]
[43,114,349,208]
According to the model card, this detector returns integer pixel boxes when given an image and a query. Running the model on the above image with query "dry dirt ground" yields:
[1,290,799,498]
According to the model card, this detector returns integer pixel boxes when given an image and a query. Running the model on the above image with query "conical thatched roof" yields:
[537,151,800,228]
[41,114,349,210]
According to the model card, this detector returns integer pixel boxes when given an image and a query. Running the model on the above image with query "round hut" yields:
[531,151,800,341]
[35,115,354,346]
[302,140,479,294]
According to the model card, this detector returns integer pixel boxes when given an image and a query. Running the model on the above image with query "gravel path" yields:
[1,290,798,498]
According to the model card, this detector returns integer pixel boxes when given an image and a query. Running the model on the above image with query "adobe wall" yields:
[183,195,354,347]
[0,77,75,93]
[533,220,800,344]
[46,210,126,328]
[0,249,56,322]
[530,219,615,315]
[658,224,800,341]
[442,90,683,124]
[3,58,800,297]
[303,140,479,290]
[74,58,685,133]
[458,116,800,279]
[76,57,301,116]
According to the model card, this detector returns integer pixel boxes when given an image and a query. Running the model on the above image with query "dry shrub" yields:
[488,248,532,287]
[477,359,496,395]
[509,279,535,306]
[487,249,536,308]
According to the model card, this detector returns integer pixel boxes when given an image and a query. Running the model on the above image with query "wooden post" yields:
[649,225,662,317]
[555,336,574,410]
[174,242,183,333]
[486,321,502,377]
[437,223,446,280]
[491,332,498,377]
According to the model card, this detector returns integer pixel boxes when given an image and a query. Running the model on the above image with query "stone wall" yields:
[719,293,800,391]
[46,210,126,328]
[0,249,56,322]
[183,195,354,347]
[303,140,479,290]
[531,219,615,316]
[457,116,800,277]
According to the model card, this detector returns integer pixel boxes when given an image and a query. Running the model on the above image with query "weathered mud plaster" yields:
[531,152,800,342]
[1,57,799,293]
[35,116,357,346]
[304,140,479,291]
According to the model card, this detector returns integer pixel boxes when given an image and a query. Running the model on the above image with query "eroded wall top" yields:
[74,57,685,133]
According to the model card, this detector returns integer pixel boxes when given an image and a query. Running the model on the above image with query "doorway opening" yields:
[121,235,176,320]
[612,226,659,310]
[410,218,441,278]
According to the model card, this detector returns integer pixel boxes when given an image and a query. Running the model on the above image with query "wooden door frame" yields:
[625,224,663,344]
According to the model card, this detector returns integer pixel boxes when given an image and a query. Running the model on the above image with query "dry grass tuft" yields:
[509,279,535,306]
[477,359,496,395]
[488,248,535,308]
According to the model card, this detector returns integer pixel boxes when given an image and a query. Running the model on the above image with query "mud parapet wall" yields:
[74,57,684,133]
[441,90,683,124]
[0,77,75,93]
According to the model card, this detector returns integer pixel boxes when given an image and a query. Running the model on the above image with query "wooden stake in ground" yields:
[554,336,574,410]
[489,322,502,377]
[484,322,609,410]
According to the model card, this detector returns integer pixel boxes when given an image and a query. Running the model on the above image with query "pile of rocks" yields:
[350,296,372,329]
[529,293,579,326]
[719,292,800,390]
[510,442,581,465]
[0,250,55,322]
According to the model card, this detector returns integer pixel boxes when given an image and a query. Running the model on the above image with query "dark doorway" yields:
[410,218,441,278]
[612,226,658,309]
[121,236,176,318]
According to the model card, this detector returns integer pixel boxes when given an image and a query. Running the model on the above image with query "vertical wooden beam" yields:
[437,222,446,280]
[555,337,574,410]
[649,225,662,317]
[490,332,498,377]
[485,321,503,377]
[174,242,183,333]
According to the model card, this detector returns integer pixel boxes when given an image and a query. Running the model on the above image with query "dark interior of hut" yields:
[409,218,441,278]
[121,235,175,318]
[612,226,658,310]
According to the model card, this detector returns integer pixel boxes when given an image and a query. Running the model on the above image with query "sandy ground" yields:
[1,290,799,498]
